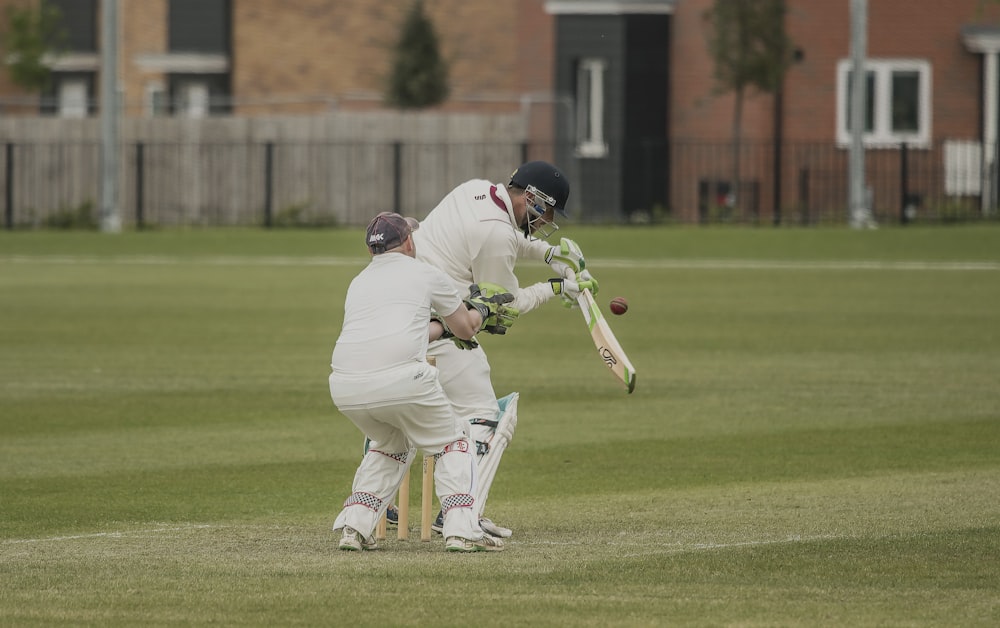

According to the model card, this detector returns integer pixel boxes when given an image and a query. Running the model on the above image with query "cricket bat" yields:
[576,288,637,394]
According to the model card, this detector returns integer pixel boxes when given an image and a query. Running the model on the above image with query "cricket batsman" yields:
[412,161,599,538]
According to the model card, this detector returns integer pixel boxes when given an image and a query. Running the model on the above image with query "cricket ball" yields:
[609,296,628,315]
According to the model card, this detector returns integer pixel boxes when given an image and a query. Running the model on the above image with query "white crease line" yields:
[519,534,840,559]
[4,524,217,545]
[615,534,841,558]
[2,255,998,271]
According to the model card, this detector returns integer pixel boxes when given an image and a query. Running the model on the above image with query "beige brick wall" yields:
[230,0,546,114]
[120,0,167,116]
[0,0,553,116]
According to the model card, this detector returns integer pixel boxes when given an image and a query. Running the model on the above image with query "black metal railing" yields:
[1,138,996,229]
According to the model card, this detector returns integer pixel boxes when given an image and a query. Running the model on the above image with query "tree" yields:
[703,0,793,219]
[385,0,449,109]
[2,1,66,92]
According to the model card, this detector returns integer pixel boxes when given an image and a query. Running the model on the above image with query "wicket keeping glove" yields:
[465,282,520,335]
[431,316,480,350]
[544,237,586,277]
[450,336,480,350]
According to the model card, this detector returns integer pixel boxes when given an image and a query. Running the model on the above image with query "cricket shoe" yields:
[431,510,444,534]
[479,517,512,539]
[445,535,505,552]
[338,526,377,551]
[385,505,399,527]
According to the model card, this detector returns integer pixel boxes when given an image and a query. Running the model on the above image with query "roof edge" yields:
[544,0,677,15]
[962,24,1000,53]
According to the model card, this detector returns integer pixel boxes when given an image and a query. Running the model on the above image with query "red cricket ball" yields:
[609,296,628,315]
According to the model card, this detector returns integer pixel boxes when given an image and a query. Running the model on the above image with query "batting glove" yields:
[577,269,599,295]
[548,275,596,301]
[465,282,520,335]
[544,237,586,275]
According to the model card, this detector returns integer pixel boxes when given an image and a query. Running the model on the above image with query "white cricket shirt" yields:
[331,252,463,372]
[412,179,555,314]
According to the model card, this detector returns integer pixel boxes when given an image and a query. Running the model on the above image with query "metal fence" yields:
[668,139,993,226]
[1,134,997,229]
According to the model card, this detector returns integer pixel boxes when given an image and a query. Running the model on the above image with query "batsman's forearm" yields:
[518,235,552,261]
[511,281,556,314]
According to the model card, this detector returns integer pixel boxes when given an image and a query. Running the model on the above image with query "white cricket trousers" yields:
[426,339,497,425]
[329,360,483,541]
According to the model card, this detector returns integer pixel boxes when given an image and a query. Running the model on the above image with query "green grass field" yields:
[2,225,999,626]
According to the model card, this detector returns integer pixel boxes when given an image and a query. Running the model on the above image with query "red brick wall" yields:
[671,0,1000,145]
[671,0,776,142]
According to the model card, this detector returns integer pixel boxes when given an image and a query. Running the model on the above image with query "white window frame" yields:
[58,79,88,118]
[836,58,931,148]
[575,57,609,158]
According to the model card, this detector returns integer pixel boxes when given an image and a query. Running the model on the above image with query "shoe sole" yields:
[445,539,504,553]
[446,545,502,552]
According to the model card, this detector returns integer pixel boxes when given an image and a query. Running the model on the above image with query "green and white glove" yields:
[548,274,597,301]
[465,282,520,335]
[432,316,480,350]
[577,269,599,295]
[544,237,586,277]
[450,336,479,350]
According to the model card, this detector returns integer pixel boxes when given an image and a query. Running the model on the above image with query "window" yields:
[164,0,232,116]
[836,59,931,147]
[169,0,230,53]
[575,58,608,158]
[47,0,97,52]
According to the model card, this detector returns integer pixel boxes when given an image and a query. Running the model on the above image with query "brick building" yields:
[0,0,553,117]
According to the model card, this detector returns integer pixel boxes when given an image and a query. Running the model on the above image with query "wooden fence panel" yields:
[0,112,526,227]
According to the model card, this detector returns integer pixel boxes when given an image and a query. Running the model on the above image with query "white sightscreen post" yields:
[983,51,998,215]
[849,0,875,228]
[100,0,121,233]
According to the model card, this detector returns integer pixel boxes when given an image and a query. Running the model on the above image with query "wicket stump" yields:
[375,449,436,541]
[376,356,437,542]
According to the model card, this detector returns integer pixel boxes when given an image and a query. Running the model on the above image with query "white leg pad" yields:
[472,392,518,516]
[333,447,414,538]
